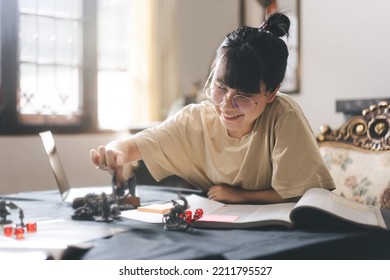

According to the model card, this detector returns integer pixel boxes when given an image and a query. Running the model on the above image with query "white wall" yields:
[178,0,240,95]
[2,0,390,195]
[292,0,390,131]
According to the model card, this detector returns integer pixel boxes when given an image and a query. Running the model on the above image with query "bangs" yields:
[215,48,262,94]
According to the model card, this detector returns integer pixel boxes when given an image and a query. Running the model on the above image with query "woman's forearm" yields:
[208,184,298,204]
[106,137,142,163]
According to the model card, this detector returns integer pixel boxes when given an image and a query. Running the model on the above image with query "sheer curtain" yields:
[128,0,180,124]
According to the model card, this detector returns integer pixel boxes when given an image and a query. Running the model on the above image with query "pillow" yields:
[320,145,390,209]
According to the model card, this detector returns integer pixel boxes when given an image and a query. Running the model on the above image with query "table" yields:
[2,185,390,260]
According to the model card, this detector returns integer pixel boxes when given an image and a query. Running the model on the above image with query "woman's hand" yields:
[90,145,125,184]
[90,137,142,186]
[207,184,246,203]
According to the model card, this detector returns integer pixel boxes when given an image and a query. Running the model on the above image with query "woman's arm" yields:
[207,184,298,204]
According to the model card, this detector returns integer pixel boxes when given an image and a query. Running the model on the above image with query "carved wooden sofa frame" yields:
[317,101,390,209]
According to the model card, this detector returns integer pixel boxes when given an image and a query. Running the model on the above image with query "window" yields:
[0,0,137,134]
[18,0,83,126]
[97,0,133,131]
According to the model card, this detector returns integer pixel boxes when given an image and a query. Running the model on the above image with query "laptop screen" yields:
[39,131,70,201]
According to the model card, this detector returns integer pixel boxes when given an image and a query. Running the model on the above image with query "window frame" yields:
[0,0,98,135]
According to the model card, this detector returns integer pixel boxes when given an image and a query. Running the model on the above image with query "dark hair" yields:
[213,12,290,94]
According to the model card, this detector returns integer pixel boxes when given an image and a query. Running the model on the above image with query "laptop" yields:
[39,131,112,203]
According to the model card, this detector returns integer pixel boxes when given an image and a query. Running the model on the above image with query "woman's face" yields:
[210,76,276,138]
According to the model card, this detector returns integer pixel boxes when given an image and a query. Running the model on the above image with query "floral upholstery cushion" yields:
[320,145,390,209]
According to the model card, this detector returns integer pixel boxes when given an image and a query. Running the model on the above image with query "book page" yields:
[186,194,226,213]
[186,195,293,226]
[122,194,294,228]
[203,203,294,226]
[292,188,386,229]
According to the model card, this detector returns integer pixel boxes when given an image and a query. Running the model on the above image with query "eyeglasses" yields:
[203,87,258,113]
[203,69,259,113]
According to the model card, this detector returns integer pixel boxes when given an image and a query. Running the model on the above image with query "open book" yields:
[122,188,390,231]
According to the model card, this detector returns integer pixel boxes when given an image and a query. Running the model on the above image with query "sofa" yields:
[317,101,390,209]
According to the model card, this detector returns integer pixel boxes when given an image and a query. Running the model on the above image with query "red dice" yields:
[3,226,13,237]
[26,222,37,233]
[14,227,25,240]
[193,208,204,221]
[184,210,192,222]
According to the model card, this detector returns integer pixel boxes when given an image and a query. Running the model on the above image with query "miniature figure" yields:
[19,208,25,227]
[0,198,19,225]
[71,172,138,222]
[94,192,121,222]
[163,193,191,231]
[71,193,100,221]
[112,172,140,210]
[72,192,121,222]
[0,199,37,239]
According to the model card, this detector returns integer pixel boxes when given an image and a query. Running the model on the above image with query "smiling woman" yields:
[90,12,335,206]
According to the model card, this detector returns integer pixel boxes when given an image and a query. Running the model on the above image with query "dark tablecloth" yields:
[3,186,390,260]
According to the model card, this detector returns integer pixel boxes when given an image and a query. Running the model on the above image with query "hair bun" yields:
[264,12,290,38]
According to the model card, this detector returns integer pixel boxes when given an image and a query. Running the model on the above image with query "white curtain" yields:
[128,0,180,123]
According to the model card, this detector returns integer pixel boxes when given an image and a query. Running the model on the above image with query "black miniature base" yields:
[0,219,13,225]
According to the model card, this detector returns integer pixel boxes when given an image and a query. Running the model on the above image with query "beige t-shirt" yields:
[133,93,335,199]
